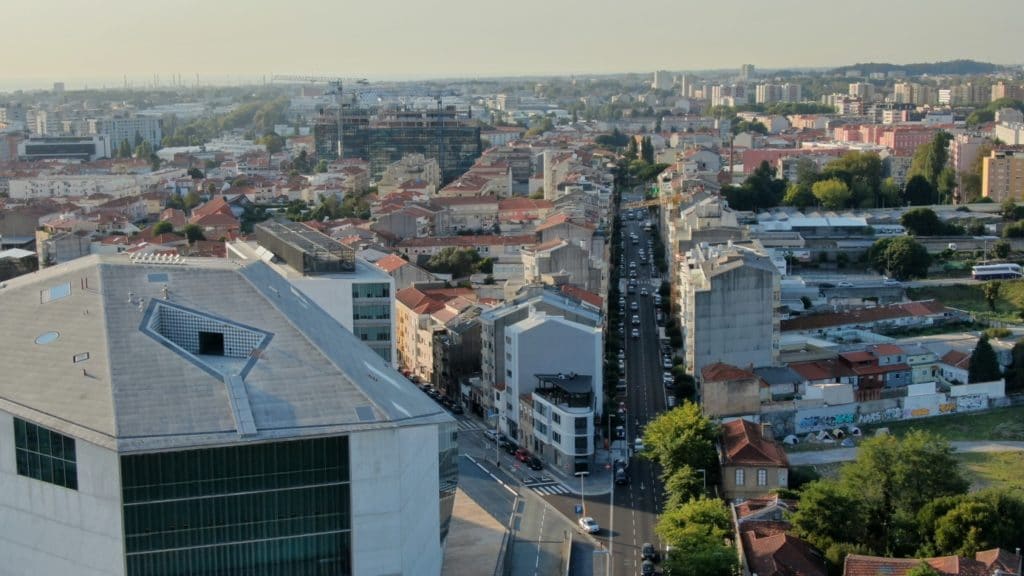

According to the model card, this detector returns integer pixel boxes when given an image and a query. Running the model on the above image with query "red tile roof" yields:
[374,254,409,273]
[843,549,1021,576]
[742,531,826,576]
[941,350,971,370]
[397,235,535,248]
[788,360,837,382]
[721,419,789,467]
[559,284,603,308]
[702,362,758,382]
[781,300,948,332]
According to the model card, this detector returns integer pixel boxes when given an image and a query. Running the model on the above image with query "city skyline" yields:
[2,0,1021,91]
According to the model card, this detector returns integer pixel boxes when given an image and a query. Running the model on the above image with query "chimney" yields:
[760,421,773,440]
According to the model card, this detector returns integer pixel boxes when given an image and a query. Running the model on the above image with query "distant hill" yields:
[831,60,1006,76]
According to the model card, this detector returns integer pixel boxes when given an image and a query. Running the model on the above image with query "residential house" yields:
[395,234,536,261]
[937,350,971,386]
[373,253,438,290]
[843,549,1021,576]
[431,305,483,402]
[395,285,476,382]
[720,419,789,500]
[701,363,763,419]
[529,373,598,474]
[781,300,951,334]
[903,344,939,385]
[753,366,803,402]
[734,496,827,576]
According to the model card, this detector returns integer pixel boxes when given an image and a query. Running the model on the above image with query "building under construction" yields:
[337,106,482,184]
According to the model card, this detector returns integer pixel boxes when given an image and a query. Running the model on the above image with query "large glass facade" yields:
[121,436,351,576]
[438,421,458,544]
[13,417,78,490]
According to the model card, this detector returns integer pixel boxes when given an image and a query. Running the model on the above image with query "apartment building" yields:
[982,149,1024,202]
[478,288,601,418]
[87,115,162,149]
[679,242,780,380]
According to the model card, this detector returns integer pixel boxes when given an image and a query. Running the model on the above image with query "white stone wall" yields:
[350,425,442,576]
[0,411,125,576]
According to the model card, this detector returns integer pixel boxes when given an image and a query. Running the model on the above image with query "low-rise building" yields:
[720,419,789,500]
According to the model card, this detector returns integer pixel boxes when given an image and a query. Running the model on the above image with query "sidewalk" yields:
[441,488,507,576]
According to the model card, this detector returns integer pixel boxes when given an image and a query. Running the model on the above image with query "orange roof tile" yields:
[721,419,788,467]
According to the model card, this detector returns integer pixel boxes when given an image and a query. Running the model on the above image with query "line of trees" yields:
[790,431,1024,574]
[641,403,737,576]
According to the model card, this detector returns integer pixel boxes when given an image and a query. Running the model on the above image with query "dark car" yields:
[527,456,543,471]
[450,404,464,415]
[641,559,656,575]
[501,440,518,454]
[614,468,629,485]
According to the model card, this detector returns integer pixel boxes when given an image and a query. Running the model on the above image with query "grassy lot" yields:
[957,451,1024,492]
[907,280,1024,324]
[862,405,1024,441]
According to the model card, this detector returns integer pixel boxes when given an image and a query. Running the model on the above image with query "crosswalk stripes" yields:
[523,481,572,496]
[456,418,485,432]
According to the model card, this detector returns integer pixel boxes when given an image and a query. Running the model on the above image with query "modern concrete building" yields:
[529,373,597,474]
[679,242,780,381]
[228,220,397,364]
[0,254,456,576]
[982,149,1024,202]
[478,287,601,420]
[503,313,602,473]
[88,115,162,149]
[18,135,112,162]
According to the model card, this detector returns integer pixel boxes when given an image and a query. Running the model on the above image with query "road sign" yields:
[575,504,583,515]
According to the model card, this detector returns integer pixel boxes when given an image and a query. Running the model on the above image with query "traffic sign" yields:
[575,504,583,515]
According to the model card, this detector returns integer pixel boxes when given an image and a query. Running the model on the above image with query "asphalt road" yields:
[542,209,670,576]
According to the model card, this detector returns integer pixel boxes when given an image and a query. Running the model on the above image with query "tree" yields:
[812,179,852,210]
[905,563,942,576]
[933,499,1000,557]
[795,432,968,559]
[908,132,953,194]
[723,161,786,211]
[783,183,817,208]
[656,498,737,576]
[187,167,204,180]
[315,159,329,173]
[993,239,1011,259]
[663,466,703,510]
[641,401,719,483]
[183,190,202,211]
[968,335,1002,383]
[937,166,957,204]
[901,208,949,236]
[903,175,936,206]
[183,224,205,244]
[868,236,931,280]
[151,221,173,235]
[982,281,1001,312]
[423,247,483,279]
[790,480,866,555]
[641,136,655,164]
[258,132,285,154]
[879,177,901,208]
[117,139,133,159]
[292,149,313,174]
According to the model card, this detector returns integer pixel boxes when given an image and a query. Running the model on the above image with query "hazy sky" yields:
[3,0,1021,88]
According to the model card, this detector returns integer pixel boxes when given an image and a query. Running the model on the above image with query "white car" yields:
[837,281,854,288]
[578,516,600,534]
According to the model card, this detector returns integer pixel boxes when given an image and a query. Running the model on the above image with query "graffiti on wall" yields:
[857,406,903,424]
[956,394,988,412]
[939,402,957,414]
[797,412,855,433]
[909,408,931,418]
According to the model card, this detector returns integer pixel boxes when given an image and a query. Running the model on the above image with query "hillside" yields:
[831,59,1005,76]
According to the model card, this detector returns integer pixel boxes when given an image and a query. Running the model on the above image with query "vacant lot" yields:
[908,281,1024,324]
[863,405,1024,441]
[957,450,1024,492]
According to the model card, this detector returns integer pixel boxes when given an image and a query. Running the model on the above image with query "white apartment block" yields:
[88,115,162,149]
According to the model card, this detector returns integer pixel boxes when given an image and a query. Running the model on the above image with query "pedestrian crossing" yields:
[456,418,486,432]
[525,481,572,496]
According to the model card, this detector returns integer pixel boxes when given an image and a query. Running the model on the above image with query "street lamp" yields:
[697,468,707,492]
[575,471,588,517]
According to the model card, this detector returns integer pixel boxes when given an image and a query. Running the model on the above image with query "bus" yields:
[972,263,1023,280]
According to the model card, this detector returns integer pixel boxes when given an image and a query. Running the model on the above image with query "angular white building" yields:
[0,254,456,576]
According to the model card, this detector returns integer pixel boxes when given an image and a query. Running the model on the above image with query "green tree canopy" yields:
[822,151,884,205]
[723,161,786,211]
[968,335,1002,383]
[641,401,719,484]
[908,132,953,194]
[811,178,852,210]
[259,132,285,154]
[783,182,817,208]
[656,498,738,576]
[151,221,173,235]
[868,236,931,280]
[423,247,484,279]
[982,281,1001,312]
[901,208,962,236]
[183,223,205,244]
[903,175,936,206]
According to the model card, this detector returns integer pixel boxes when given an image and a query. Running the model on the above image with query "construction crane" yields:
[271,75,369,160]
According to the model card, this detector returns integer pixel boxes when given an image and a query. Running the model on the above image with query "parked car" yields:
[501,440,518,454]
[615,467,629,485]
[631,328,640,339]
[662,356,673,369]
[515,448,530,463]
[632,314,641,326]
[578,516,600,534]
[527,456,543,470]
[642,560,656,575]
[631,301,639,311]
[640,288,649,296]
[837,281,854,288]
[450,404,464,415]
[484,429,498,442]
